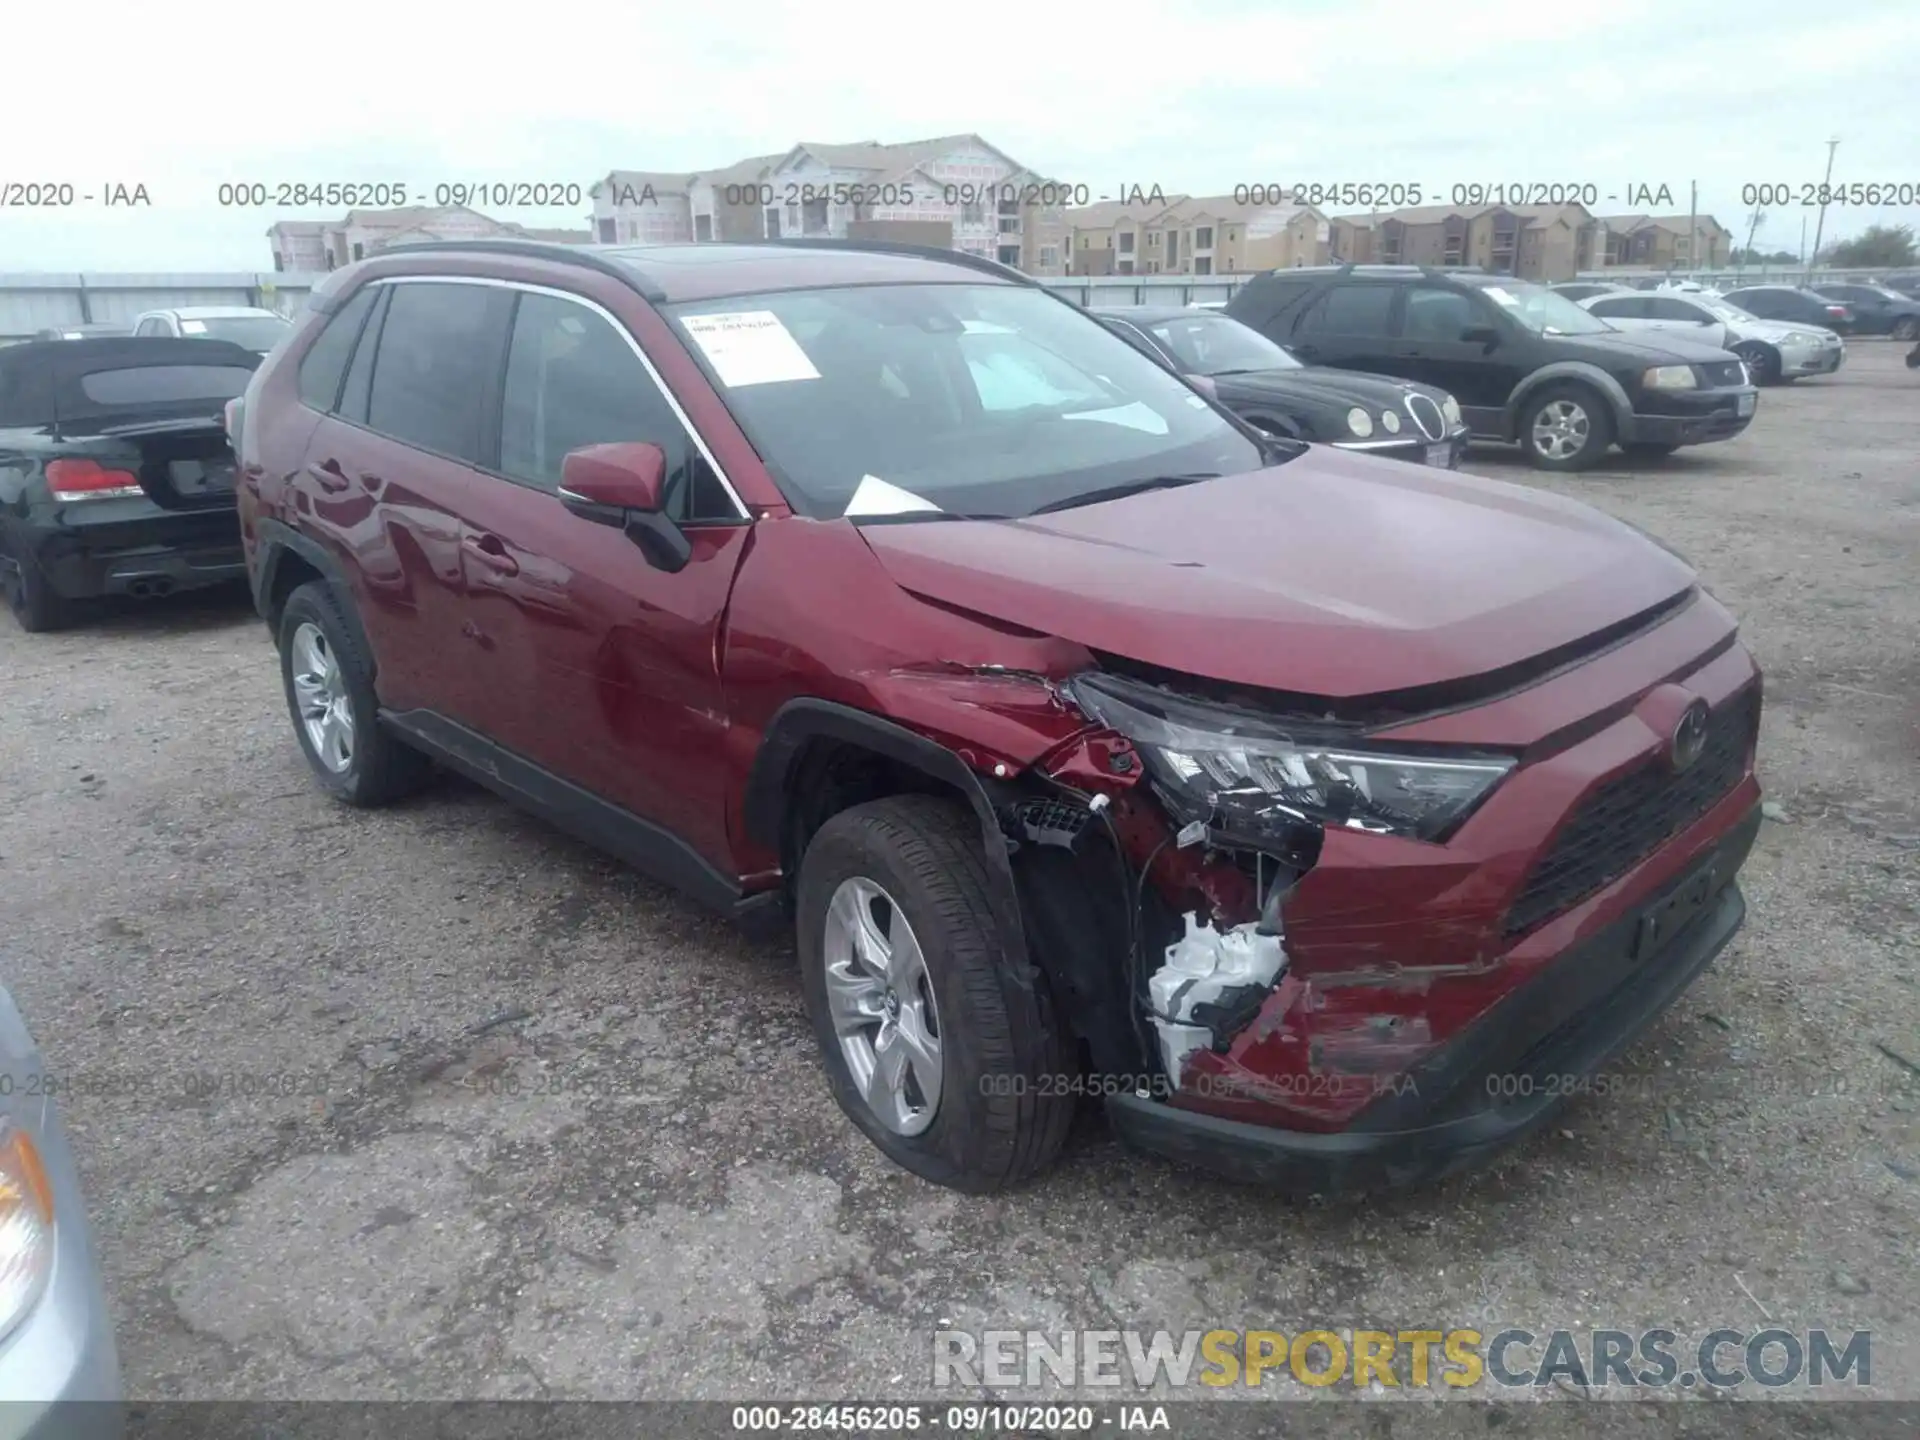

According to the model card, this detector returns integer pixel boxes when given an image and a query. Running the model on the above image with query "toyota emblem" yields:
[1670,700,1710,772]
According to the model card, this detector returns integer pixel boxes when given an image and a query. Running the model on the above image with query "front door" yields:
[1386,285,1526,426]
[458,284,752,866]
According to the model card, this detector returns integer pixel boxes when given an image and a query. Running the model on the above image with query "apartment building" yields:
[1065,194,1330,276]
[267,207,590,271]
[1328,203,1607,282]
[589,135,1071,275]
[1599,214,1732,270]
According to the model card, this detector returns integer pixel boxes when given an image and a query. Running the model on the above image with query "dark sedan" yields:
[1091,306,1470,467]
[1,336,258,631]
[1720,285,1855,334]
[1810,283,1920,339]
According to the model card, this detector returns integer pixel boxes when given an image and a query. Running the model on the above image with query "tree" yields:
[1821,224,1917,268]
[1731,246,1799,265]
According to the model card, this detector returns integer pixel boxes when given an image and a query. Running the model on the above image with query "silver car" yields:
[1578,289,1844,386]
[0,986,120,1439]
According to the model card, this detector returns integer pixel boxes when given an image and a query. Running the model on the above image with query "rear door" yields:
[297,278,514,730]
[1283,281,1401,374]
[1642,295,1726,347]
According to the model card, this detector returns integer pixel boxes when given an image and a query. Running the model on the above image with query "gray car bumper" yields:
[0,990,121,1440]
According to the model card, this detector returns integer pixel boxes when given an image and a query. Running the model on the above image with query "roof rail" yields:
[377,239,669,301]
[760,237,1041,286]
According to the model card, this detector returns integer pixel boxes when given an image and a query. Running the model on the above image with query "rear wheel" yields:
[2,554,74,633]
[277,580,431,806]
[797,795,1073,1191]
[1735,343,1780,386]
[1519,384,1613,471]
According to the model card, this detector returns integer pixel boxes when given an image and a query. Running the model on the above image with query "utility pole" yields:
[1741,206,1764,280]
[1688,180,1698,280]
[1806,137,1839,281]
[1799,214,1808,269]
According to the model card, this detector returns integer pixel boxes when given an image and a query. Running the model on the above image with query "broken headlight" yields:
[1068,673,1516,843]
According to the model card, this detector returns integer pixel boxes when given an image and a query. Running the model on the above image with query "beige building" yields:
[1328,204,1607,282]
[1598,214,1732,270]
[589,136,1071,276]
[1066,194,1330,276]
[268,207,589,271]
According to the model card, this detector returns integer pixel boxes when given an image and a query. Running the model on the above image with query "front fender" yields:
[1505,362,1635,441]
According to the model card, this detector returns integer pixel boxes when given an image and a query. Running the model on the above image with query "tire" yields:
[1624,442,1679,459]
[1735,343,1781,386]
[1518,383,1614,471]
[1891,317,1919,342]
[797,795,1073,1192]
[2,552,75,633]
[276,579,431,806]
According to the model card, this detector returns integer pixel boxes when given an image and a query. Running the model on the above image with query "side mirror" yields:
[1460,325,1501,346]
[557,442,691,574]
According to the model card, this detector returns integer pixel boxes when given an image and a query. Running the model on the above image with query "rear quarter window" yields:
[1226,278,1317,335]
[297,285,379,413]
[79,365,255,405]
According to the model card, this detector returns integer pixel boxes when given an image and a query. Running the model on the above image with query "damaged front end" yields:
[1012,670,1519,1140]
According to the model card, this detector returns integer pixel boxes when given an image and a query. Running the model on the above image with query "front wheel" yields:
[797,795,1074,1192]
[1519,384,1614,471]
[1735,343,1781,386]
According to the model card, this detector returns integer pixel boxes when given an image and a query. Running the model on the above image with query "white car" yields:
[1579,290,1843,385]
[130,305,292,355]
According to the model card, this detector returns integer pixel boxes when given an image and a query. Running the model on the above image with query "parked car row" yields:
[1576,290,1846,385]
[2,241,1777,1224]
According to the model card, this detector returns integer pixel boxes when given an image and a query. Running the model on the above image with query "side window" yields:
[1648,297,1703,321]
[365,282,498,462]
[498,292,734,523]
[1591,296,1650,319]
[296,286,378,413]
[1228,278,1312,336]
[1399,286,1478,340]
[1296,284,1396,338]
[1099,319,1168,365]
[135,318,162,337]
[338,285,391,424]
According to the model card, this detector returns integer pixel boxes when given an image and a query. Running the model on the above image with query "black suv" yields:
[1226,266,1759,470]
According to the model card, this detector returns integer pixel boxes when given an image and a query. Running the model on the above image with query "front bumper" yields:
[1330,424,1470,468]
[6,499,244,601]
[1109,805,1759,1192]
[1778,341,1845,377]
[1624,385,1757,447]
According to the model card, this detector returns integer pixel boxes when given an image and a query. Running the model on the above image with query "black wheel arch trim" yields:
[1505,363,1635,442]
[253,517,351,618]
[745,697,1044,1006]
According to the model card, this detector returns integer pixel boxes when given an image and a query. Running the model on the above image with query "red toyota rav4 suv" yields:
[233,240,1763,1194]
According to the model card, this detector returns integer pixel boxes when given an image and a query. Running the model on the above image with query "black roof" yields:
[0,336,260,429]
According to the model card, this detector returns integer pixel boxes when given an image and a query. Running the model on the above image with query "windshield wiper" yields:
[1027,473,1221,516]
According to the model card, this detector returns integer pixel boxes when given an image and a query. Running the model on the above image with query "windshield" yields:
[181,316,292,351]
[1141,314,1301,374]
[1467,279,1613,336]
[666,284,1267,521]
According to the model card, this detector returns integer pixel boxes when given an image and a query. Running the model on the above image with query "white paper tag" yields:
[179,319,208,334]
[679,311,821,388]
[844,475,943,517]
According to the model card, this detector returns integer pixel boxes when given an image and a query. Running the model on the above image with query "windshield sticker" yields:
[679,311,821,388]
[179,319,208,333]
[1062,402,1171,436]
[844,475,944,518]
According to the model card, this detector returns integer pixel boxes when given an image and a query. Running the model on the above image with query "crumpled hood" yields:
[858,450,1695,700]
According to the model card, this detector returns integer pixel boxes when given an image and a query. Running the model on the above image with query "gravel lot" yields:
[3,342,1915,1410]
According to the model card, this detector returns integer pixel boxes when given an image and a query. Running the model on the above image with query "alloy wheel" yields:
[1530,399,1591,461]
[290,621,355,773]
[821,875,943,1136]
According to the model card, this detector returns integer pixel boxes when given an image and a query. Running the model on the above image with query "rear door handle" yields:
[305,459,352,494]
[462,532,519,576]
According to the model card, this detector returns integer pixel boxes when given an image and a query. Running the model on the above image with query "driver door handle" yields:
[462,531,519,576]
[305,459,352,494]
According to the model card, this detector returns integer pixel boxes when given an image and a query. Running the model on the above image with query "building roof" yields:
[596,170,698,201]
[1064,195,1191,228]
[777,134,1025,179]
[1597,213,1726,234]
[343,204,498,229]
[695,153,786,187]
[1331,201,1596,231]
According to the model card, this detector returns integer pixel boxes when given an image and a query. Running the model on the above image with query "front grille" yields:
[1406,393,1448,440]
[1503,687,1759,938]
[1700,360,1746,387]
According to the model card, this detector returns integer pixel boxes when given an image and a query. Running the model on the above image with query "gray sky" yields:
[2,0,1916,272]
